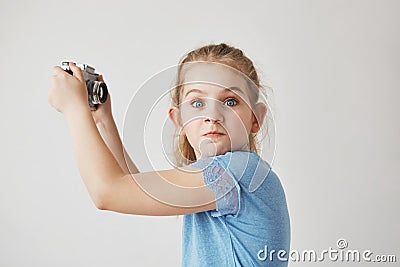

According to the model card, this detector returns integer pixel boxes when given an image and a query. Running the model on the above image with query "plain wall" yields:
[0,0,399,266]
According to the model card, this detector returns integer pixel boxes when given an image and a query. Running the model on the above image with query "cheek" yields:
[182,120,202,141]
[225,110,253,133]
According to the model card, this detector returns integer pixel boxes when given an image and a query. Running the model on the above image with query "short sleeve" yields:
[190,157,241,217]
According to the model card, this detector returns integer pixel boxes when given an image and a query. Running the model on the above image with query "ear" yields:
[168,106,185,135]
[251,102,267,133]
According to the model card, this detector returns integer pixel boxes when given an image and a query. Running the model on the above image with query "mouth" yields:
[203,131,226,138]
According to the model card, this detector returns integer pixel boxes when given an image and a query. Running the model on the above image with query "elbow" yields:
[92,189,109,211]
[90,179,116,211]
[94,197,108,210]
[89,174,125,211]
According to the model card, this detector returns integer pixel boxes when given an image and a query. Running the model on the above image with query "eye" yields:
[224,98,238,107]
[190,99,204,108]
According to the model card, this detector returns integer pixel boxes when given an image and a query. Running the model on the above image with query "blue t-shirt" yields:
[182,150,290,267]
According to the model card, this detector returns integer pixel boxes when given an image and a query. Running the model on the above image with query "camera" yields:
[61,62,108,111]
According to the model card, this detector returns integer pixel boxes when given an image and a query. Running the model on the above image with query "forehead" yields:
[181,62,249,94]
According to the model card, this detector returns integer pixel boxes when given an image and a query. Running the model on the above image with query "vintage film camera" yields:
[61,62,108,111]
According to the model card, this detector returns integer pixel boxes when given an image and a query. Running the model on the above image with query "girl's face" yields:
[169,62,266,159]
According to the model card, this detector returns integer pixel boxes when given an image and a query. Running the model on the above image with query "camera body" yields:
[61,62,108,111]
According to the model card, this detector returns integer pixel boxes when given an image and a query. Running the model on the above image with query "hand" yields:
[91,74,113,124]
[48,62,89,114]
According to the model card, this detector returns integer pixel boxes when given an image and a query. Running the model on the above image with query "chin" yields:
[198,146,230,158]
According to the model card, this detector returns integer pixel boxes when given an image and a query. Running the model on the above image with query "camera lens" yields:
[89,81,108,104]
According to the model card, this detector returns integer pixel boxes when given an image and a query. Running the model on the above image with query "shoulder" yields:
[192,150,267,167]
[190,150,274,193]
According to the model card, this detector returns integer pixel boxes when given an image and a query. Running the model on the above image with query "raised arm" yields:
[99,167,217,215]
[94,115,139,174]
[90,75,139,175]
[48,63,216,215]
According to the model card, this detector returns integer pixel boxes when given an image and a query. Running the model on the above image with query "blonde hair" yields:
[170,43,267,166]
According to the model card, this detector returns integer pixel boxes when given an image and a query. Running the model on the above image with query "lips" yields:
[203,131,225,137]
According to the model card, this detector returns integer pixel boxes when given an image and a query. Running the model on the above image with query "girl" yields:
[48,43,290,266]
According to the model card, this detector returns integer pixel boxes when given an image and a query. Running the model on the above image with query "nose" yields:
[203,100,224,123]
[204,117,221,124]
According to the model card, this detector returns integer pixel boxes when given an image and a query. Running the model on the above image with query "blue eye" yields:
[225,98,238,106]
[191,99,204,108]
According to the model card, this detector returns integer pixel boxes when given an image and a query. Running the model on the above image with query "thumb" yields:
[69,62,85,82]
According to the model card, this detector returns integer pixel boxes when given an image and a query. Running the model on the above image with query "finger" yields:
[52,66,67,77]
[69,62,85,82]
[104,91,111,103]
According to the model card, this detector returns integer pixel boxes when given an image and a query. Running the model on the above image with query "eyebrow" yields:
[184,86,245,98]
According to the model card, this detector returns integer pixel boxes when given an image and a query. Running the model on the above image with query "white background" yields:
[1,0,399,266]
